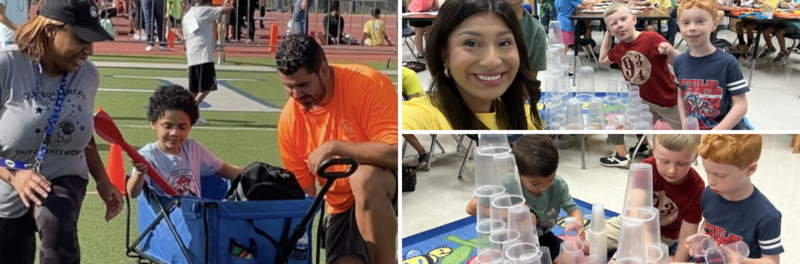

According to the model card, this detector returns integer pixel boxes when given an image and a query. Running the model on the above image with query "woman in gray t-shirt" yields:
[0,0,123,263]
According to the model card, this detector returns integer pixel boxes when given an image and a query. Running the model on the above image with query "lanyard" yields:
[0,62,69,173]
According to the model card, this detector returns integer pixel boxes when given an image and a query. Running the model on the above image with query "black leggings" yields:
[0,176,88,264]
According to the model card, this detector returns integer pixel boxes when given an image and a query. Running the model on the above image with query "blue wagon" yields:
[124,158,359,264]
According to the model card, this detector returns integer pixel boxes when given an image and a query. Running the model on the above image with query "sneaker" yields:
[132,33,140,40]
[196,118,207,126]
[158,46,168,51]
[773,51,788,64]
[600,152,630,168]
[759,47,776,58]
[145,45,153,51]
[628,143,651,155]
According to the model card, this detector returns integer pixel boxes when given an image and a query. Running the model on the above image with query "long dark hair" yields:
[424,0,544,130]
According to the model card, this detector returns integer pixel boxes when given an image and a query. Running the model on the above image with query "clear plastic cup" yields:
[546,124,563,130]
[545,75,563,101]
[620,81,632,104]
[638,104,650,115]
[626,116,640,127]
[605,126,617,130]
[507,204,539,247]
[635,120,651,130]
[605,79,619,103]
[645,244,664,264]
[684,116,700,130]
[547,47,565,76]
[559,241,587,264]
[609,114,625,130]
[555,45,568,71]
[556,69,570,97]
[563,217,584,251]
[505,243,542,264]
[615,217,646,264]
[624,124,635,131]
[587,97,606,129]
[587,254,604,264]
[540,246,554,264]
[549,21,563,47]
[640,112,654,129]
[564,98,584,130]
[480,134,511,148]
[475,231,497,264]
[705,241,750,264]
[489,194,519,263]
[576,66,596,103]
[622,163,654,215]
[586,204,608,263]
[653,243,670,264]
[474,146,510,189]
[493,153,526,207]
[629,85,640,95]
[686,234,716,257]
[621,207,660,249]
[475,186,506,233]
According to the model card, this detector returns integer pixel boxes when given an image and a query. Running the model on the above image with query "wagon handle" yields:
[316,157,359,180]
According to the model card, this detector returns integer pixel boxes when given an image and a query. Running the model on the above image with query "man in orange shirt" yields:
[276,34,398,264]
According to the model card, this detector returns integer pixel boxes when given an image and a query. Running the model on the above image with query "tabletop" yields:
[724,11,800,23]
[402,13,438,22]
[570,8,671,20]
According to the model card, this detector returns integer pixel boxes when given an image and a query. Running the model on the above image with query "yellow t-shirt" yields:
[402,96,543,130]
[363,19,385,46]
[647,0,672,25]
[401,67,426,99]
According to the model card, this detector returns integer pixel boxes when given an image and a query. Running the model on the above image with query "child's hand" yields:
[133,162,147,176]
[658,42,674,55]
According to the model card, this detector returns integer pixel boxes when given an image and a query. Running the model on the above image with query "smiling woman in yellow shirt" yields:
[401,0,545,130]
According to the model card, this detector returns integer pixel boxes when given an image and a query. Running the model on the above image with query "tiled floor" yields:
[401,134,799,260]
[400,27,800,130]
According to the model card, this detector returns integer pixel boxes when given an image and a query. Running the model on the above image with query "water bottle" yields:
[289,233,308,261]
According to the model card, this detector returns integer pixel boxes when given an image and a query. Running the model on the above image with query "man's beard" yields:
[302,76,327,113]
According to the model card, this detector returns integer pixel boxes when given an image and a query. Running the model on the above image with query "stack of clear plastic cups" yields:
[540,246,554,264]
[564,98,584,130]
[615,216,647,264]
[545,75,566,129]
[686,234,716,258]
[705,241,750,264]
[475,186,503,264]
[474,145,511,264]
[586,203,608,264]
[629,85,640,99]
[507,204,539,247]
[576,66,596,103]
[684,116,700,130]
[505,243,542,264]
[562,217,584,254]
[558,240,587,264]
[480,134,511,148]
[490,194,518,263]
[493,153,526,207]
[555,45,568,72]
[622,163,655,216]
[638,104,650,116]
[605,79,621,123]
[587,97,606,130]
[557,69,571,98]
[625,98,642,127]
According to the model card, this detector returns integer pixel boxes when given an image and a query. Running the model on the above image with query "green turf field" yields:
[92,54,399,71]
[42,64,397,263]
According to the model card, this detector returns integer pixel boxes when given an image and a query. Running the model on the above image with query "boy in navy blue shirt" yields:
[694,134,783,264]
[666,0,750,130]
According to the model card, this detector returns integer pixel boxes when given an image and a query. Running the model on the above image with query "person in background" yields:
[362,8,392,46]
[322,1,345,45]
[0,0,29,47]
[407,0,437,61]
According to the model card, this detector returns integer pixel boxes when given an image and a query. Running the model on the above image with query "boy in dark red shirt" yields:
[586,135,705,263]
[598,2,682,130]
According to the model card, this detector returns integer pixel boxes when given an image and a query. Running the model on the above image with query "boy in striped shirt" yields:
[665,0,750,130]
[692,135,783,264]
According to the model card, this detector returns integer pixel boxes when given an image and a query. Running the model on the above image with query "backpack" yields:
[226,162,306,201]
[402,165,417,192]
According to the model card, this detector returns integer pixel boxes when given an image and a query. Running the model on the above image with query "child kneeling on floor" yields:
[466,135,584,264]
[127,85,243,198]
[689,134,783,263]
[586,134,706,263]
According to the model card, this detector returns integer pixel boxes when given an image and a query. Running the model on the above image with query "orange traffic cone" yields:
[268,24,278,52]
[167,30,176,49]
[106,144,127,196]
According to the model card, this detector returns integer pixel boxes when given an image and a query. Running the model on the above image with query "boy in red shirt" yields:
[586,135,705,263]
[598,2,682,130]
